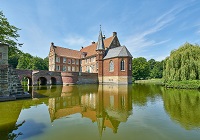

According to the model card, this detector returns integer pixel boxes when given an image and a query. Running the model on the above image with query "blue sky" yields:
[1,0,200,61]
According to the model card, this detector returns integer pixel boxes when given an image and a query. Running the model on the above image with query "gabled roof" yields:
[54,46,81,59]
[103,46,132,59]
[80,36,114,57]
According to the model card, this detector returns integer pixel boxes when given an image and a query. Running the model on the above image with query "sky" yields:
[1,0,200,61]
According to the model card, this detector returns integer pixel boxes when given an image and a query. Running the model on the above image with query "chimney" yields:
[51,42,54,46]
[92,41,95,44]
[103,35,106,39]
[113,32,117,37]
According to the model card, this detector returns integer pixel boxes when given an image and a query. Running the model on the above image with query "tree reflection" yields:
[132,84,163,106]
[162,88,200,129]
[8,120,25,140]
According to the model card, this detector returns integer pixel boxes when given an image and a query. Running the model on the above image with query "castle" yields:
[49,29,133,84]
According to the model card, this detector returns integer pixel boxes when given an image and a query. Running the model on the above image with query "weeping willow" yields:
[163,43,200,81]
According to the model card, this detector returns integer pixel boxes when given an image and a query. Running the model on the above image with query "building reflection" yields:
[48,84,132,136]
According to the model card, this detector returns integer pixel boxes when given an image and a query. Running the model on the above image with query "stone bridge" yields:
[15,69,63,86]
[15,69,98,86]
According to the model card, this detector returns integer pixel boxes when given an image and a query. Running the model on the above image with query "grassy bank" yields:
[134,79,200,89]
[164,80,200,89]
[134,79,164,85]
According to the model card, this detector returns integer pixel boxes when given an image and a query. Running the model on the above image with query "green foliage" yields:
[0,11,20,48]
[17,53,48,70]
[163,43,200,81]
[0,10,23,68]
[132,57,149,80]
[163,88,200,129]
[164,80,200,89]
[149,59,163,78]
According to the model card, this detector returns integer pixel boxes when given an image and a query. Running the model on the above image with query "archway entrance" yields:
[21,77,32,86]
[37,77,47,85]
[51,77,57,85]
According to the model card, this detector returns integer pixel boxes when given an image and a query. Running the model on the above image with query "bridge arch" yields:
[21,76,32,86]
[37,77,47,85]
[51,77,57,85]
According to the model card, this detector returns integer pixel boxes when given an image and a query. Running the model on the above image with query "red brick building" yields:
[49,30,132,84]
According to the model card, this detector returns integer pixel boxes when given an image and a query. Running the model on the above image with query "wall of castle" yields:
[103,76,132,84]
[61,72,98,85]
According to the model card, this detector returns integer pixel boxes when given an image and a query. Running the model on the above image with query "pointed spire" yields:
[96,25,105,51]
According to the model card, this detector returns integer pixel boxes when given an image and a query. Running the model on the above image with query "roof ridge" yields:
[56,46,81,52]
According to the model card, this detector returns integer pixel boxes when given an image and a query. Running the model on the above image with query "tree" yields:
[0,10,22,67]
[149,60,163,78]
[163,43,200,81]
[0,11,20,47]
[31,56,48,70]
[132,57,149,80]
[17,53,33,69]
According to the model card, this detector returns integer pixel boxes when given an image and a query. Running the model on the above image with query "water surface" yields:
[0,84,200,140]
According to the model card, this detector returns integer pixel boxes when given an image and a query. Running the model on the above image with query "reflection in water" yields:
[1,84,200,139]
[48,84,132,137]
[0,101,24,140]
[132,84,163,106]
[162,88,200,130]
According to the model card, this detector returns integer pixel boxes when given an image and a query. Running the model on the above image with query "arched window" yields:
[109,60,114,72]
[120,59,125,71]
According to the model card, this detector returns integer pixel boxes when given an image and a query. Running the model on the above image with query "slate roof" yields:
[96,30,105,50]
[54,46,81,59]
[80,36,114,57]
[103,46,132,60]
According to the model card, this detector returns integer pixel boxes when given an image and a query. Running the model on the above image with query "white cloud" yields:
[124,2,191,55]
[63,35,88,47]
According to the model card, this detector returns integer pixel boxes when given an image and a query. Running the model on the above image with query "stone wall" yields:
[61,72,98,85]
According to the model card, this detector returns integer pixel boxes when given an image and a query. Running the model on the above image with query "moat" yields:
[0,84,200,140]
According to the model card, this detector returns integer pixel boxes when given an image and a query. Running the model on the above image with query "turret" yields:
[96,27,105,83]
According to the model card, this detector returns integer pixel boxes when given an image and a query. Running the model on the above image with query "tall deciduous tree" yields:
[163,43,200,81]
[132,57,149,80]
[0,11,20,47]
[0,10,22,67]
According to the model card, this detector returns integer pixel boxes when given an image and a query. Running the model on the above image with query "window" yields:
[56,57,60,63]
[109,60,114,72]
[63,66,66,72]
[72,59,75,64]
[120,59,125,71]
[68,66,71,71]
[56,65,60,71]
[68,59,71,64]
[76,60,79,65]
[72,66,75,71]
[63,58,66,63]
[86,66,90,73]
[76,66,79,72]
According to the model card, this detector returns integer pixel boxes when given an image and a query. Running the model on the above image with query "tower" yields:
[96,27,105,83]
